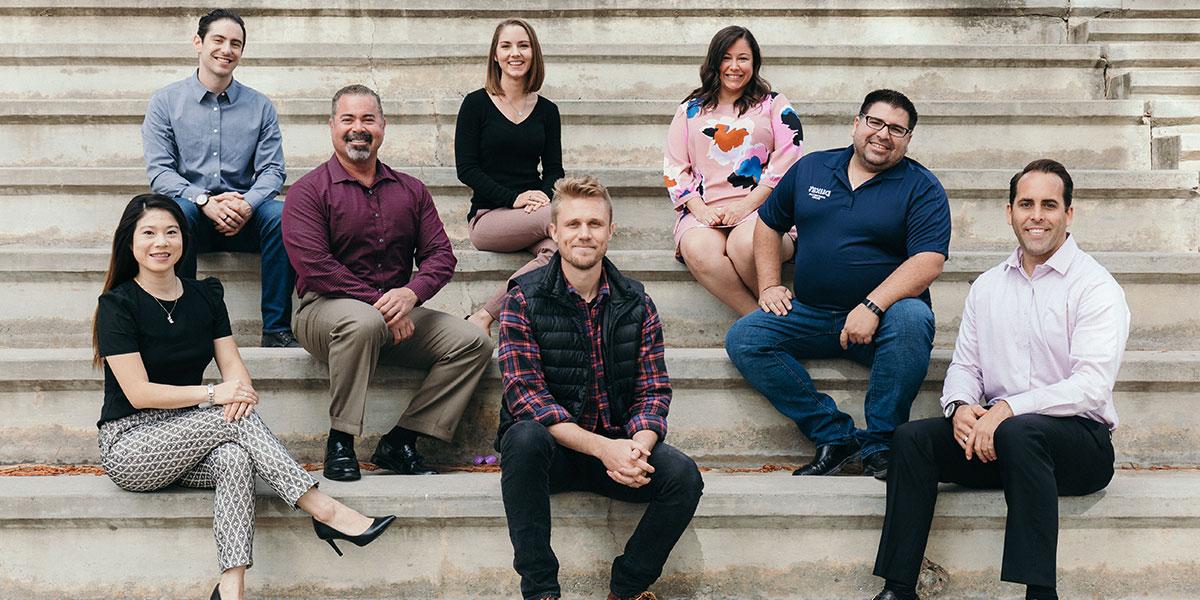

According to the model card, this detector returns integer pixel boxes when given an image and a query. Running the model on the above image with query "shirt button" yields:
[378,238,384,243]
[376,263,382,268]
[212,107,218,111]
[374,213,379,217]
[212,152,217,156]
[213,129,218,133]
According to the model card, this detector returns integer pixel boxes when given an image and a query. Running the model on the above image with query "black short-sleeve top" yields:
[95,277,233,427]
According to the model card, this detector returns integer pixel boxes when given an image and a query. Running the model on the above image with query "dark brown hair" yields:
[484,18,545,95]
[1009,159,1074,207]
[685,26,772,117]
[92,194,191,368]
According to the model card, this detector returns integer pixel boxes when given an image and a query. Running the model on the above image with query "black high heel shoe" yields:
[210,583,221,599]
[312,515,396,556]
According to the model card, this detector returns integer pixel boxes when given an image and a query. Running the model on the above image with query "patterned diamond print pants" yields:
[98,406,318,571]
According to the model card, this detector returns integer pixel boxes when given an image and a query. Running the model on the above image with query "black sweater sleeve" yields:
[454,91,520,210]
[539,100,564,199]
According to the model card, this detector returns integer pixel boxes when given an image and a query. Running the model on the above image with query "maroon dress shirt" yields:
[282,155,456,305]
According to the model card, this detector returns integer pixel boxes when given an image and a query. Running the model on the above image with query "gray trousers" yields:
[294,294,494,440]
[99,407,317,572]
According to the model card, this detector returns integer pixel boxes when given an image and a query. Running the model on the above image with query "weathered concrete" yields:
[1,471,1198,599]
[0,43,1106,102]
[4,167,1196,252]
[0,98,1152,171]
[1108,70,1200,99]
[1,347,1196,467]
[1105,42,1200,68]
[1076,17,1200,42]
[1,248,1197,350]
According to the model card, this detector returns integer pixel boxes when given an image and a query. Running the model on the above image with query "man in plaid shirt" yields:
[496,175,704,600]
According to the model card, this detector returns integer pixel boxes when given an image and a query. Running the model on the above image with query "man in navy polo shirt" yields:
[725,89,950,480]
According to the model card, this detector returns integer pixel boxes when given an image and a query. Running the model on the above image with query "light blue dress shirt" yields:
[141,72,285,209]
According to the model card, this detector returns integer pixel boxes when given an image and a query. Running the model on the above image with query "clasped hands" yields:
[689,197,754,227]
[374,287,419,343]
[951,400,1014,463]
[214,379,258,422]
[598,437,656,488]
[514,190,551,214]
[201,192,254,236]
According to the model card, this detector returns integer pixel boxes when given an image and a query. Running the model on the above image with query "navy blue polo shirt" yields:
[759,145,950,311]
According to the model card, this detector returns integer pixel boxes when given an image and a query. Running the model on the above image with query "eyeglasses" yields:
[857,114,912,138]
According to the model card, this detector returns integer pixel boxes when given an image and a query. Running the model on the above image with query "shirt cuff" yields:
[624,414,667,441]
[403,282,436,305]
[242,190,269,209]
[940,393,979,411]
[532,404,572,428]
[994,394,1033,416]
[181,185,208,204]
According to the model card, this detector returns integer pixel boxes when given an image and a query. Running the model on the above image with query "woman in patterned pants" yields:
[93,194,395,600]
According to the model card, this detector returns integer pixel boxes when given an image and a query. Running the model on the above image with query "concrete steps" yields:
[1077,18,1200,42]
[2,167,1197,251]
[0,98,1155,171]
[2,248,1198,351]
[0,0,1081,46]
[1108,69,1200,98]
[2,470,1198,599]
[1,346,1195,468]
[0,43,1107,102]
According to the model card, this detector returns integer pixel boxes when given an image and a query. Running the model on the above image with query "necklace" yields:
[500,92,531,118]
[135,277,182,325]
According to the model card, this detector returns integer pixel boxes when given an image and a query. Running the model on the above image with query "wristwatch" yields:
[944,400,966,419]
[861,298,885,318]
[193,193,210,207]
[198,383,215,408]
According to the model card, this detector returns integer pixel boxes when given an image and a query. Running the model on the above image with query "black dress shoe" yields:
[323,438,361,481]
[871,590,900,600]
[863,450,891,481]
[793,441,861,476]
[371,436,437,475]
[262,330,301,348]
[312,514,397,556]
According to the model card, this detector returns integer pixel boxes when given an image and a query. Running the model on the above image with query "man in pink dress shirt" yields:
[869,159,1130,600]
[282,85,494,482]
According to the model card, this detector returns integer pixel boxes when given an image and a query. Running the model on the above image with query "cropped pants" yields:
[99,406,317,571]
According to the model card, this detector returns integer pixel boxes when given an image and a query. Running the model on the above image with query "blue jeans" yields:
[174,197,294,334]
[725,298,934,458]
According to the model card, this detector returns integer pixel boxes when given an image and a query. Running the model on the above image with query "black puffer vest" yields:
[495,254,648,446]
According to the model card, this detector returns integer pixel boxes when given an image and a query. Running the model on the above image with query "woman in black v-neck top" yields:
[456,18,564,335]
[92,194,394,599]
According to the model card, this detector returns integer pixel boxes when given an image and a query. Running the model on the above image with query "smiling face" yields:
[851,101,912,173]
[1007,170,1073,273]
[493,24,533,83]
[718,37,754,98]
[330,93,386,165]
[131,208,183,277]
[192,18,243,83]
[550,194,615,271]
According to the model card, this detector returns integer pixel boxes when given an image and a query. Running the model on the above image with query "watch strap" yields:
[861,298,885,318]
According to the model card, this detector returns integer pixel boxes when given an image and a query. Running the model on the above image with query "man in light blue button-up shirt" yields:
[141,8,296,347]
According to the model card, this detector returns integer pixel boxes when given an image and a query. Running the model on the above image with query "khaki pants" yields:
[470,206,557,318]
[294,292,494,441]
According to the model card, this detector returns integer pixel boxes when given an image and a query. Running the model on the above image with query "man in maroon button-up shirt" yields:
[283,84,493,482]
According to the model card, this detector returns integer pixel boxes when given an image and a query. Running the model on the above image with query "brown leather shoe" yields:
[607,592,658,600]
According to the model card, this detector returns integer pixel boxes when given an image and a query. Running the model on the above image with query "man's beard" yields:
[344,132,373,162]
[561,245,603,270]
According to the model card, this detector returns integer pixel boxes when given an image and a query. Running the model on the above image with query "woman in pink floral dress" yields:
[664,26,805,315]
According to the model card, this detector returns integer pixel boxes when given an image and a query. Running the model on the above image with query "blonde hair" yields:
[551,175,613,222]
[484,18,545,95]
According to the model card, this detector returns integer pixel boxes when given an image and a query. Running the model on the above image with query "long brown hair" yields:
[484,18,545,95]
[685,26,772,117]
[92,194,191,368]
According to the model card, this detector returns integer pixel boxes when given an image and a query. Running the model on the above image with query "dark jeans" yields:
[500,420,704,600]
[175,197,294,334]
[725,297,935,458]
[874,414,1115,587]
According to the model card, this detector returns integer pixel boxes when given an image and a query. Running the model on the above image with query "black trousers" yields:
[500,420,705,600]
[873,414,1114,587]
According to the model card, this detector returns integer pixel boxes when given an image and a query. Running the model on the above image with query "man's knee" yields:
[500,420,556,463]
[725,312,768,355]
[254,199,284,230]
[651,445,704,502]
[332,306,389,345]
[881,298,934,332]
[892,418,941,455]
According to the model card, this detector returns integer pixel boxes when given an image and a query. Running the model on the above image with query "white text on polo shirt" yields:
[808,186,832,201]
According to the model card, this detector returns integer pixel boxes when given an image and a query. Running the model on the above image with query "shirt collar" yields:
[825,144,908,189]
[1003,233,1079,276]
[188,71,241,104]
[327,155,397,188]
